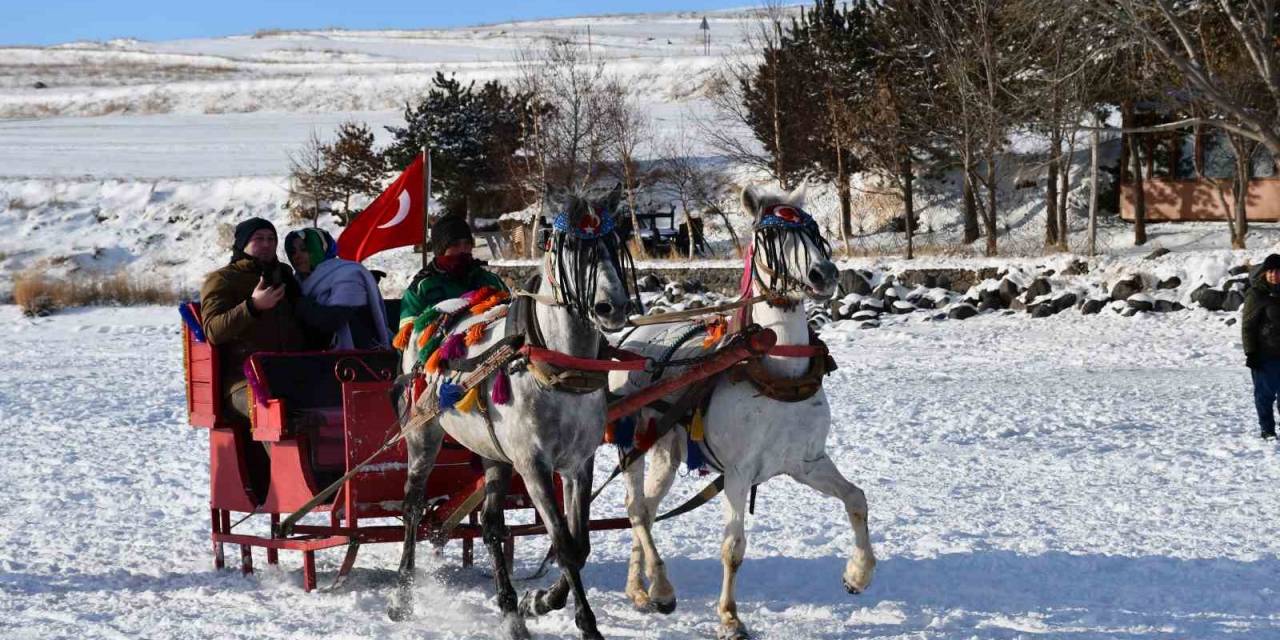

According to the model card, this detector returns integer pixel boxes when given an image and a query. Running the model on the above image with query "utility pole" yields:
[700,17,710,55]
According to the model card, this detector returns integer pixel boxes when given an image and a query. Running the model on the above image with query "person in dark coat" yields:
[199,217,308,422]
[1242,253,1280,440]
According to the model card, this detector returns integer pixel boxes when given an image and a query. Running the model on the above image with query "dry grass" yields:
[13,269,180,316]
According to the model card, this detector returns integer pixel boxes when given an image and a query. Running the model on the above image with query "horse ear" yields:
[603,182,623,214]
[787,182,808,207]
[741,185,762,219]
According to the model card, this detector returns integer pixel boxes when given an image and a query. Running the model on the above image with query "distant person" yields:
[396,215,507,337]
[1242,253,1280,440]
[285,227,390,351]
[200,217,306,422]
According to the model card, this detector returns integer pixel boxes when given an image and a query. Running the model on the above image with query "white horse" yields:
[390,187,635,640]
[608,185,876,640]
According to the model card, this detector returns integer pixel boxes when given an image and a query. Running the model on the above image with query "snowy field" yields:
[2,304,1277,639]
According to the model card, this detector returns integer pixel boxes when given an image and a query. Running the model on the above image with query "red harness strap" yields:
[521,345,649,372]
[768,343,826,358]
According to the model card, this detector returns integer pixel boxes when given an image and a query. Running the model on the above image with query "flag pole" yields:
[422,147,431,270]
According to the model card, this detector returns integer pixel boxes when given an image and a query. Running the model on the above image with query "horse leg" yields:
[387,419,443,621]
[622,426,682,613]
[788,454,876,594]
[716,471,752,640]
[480,459,529,640]
[621,448,650,610]
[518,463,602,640]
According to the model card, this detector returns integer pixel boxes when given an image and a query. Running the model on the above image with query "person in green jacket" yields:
[396,215,507,343]
[1242,253,1280,440]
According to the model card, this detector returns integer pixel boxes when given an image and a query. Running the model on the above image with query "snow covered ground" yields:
[2,304,1277,639]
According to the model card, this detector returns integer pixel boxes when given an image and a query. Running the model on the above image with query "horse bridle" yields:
[750,203,833,305]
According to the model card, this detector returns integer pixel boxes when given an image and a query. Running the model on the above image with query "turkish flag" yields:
[338,154,424,262]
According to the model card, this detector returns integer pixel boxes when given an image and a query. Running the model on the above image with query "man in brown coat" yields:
[200,217,307,422]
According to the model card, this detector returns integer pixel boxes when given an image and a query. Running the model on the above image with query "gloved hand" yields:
[1247,354,1261,370]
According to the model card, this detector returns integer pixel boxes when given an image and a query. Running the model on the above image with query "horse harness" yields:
[506,275,611,395]
[726,330,836,403]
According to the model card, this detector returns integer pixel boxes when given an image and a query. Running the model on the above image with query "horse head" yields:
[741,184,838,302]
[544,183,637,331]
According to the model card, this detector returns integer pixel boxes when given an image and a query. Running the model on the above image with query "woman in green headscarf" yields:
[286,228,390,350]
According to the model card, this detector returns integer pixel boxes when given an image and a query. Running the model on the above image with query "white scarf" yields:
[301,258,390,350]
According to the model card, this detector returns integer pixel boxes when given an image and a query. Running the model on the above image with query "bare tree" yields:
[1105,0,1278,247]
[660,122,740,257]
[1106,0,1280,157]
[287,129,337,227]
[698,3,794,185]
[323,121,385,225]
[515,36,615,192]
[601,81,655,254]
[919,0,1044,256]
[514,35,616,255]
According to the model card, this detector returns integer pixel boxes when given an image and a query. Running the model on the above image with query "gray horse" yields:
[390,186,634,640]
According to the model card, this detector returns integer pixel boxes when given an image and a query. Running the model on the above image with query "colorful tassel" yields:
[464,323,486,346]
[685,434,707,472]
[470,291,508,315]
[690,409,705,441]
[417,334,442,366]
[243,360,270,407]
[702,318,727,349]
[439,333,467,360]
[454,387,481,413]
[491,369,512,405]
[462,287,495,305]
[635,417,658,451]
[416,321,439,349]
[392,322,414,350]
[613,415,636,449]
[425,347,446,374]
[438,380,464,409]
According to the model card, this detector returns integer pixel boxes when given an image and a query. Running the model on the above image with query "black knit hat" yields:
[1264,254,1280,272]
[430,215,474,256]
[233,217,277,253]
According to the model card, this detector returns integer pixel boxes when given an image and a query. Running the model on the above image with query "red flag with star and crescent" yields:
[337,155,424,262]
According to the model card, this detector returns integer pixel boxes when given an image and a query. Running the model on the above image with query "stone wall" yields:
[489,263,1005,295]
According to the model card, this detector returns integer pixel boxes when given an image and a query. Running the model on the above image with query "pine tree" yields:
[323,121,385,226]
[383,72,535,218]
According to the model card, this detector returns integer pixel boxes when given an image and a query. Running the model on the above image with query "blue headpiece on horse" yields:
[553,206,616,240]
[756,203,818,232]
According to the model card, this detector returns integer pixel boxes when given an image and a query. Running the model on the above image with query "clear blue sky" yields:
[1,1,750,46]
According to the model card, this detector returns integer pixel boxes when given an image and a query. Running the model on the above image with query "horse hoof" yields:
[500,613,531,640]
[717,624,750,640]
[580,630,605,640]
[652,599,677,615]
[387,605,412,622]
